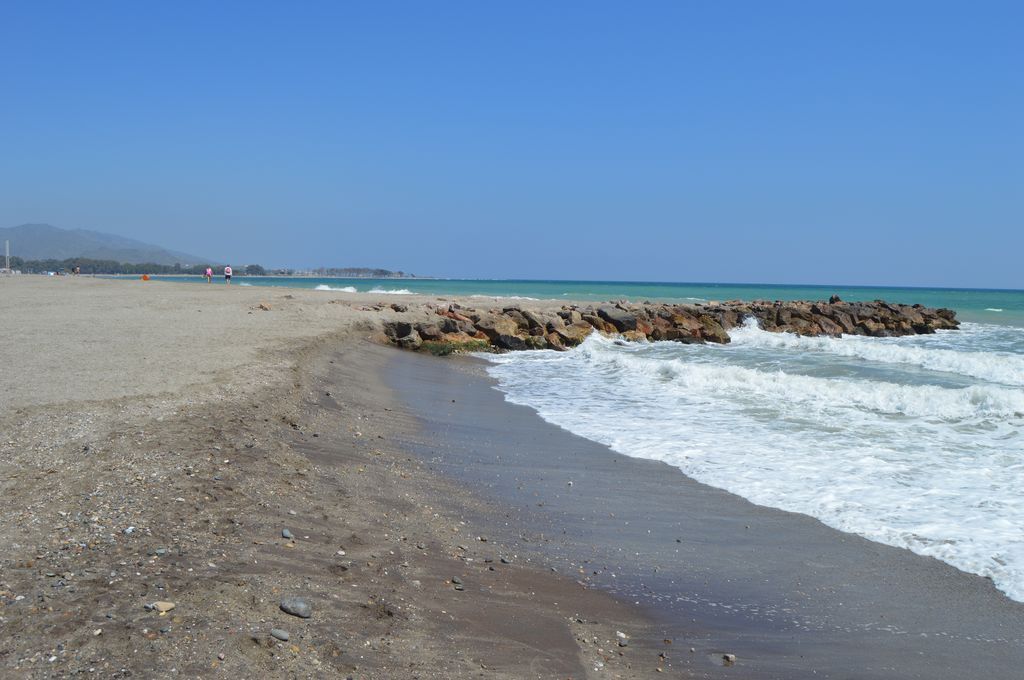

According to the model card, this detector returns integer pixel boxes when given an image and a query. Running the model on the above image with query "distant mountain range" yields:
[0,223,211,266]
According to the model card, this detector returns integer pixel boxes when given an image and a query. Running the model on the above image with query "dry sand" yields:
[0,277,666,678]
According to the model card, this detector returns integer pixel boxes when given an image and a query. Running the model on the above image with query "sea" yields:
[152,275,1024,602]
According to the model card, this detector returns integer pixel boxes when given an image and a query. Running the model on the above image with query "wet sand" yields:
[383,349,1024,679]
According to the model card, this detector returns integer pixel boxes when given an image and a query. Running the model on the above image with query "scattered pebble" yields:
[270,628,290,641]
[280,596,312,618]
[282,528,294,540]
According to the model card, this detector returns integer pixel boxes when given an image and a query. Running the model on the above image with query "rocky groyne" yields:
[381,297,959,354]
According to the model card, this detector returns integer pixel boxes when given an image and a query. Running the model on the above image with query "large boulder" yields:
[699,315,730,344]
[857,319,888,337]
[558,309,583,324]
[583,314,618,334]
[493,334,528,351]
[502,308,531,331]
[812,314,843,337]
[396,329,422,349]
[415,323,445,341]
[553,322,595,346]
[545,332,567,351]
[475,315,520,341]
[437,317,460,333]
[521,309,549,331]
[597,306,638,332]
[383,320,416,340]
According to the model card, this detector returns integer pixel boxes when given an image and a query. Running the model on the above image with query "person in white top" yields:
[224,265,233,285]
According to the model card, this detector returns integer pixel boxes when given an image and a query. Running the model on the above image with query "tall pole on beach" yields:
[4,240,8,271]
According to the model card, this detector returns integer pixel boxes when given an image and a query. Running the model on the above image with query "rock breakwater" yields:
[381,298,959,353]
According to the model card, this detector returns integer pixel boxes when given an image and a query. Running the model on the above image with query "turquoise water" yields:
[139,275,1024,326]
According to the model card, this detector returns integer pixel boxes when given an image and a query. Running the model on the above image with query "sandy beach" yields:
[3,276,1023,679]
[0,277,662,678]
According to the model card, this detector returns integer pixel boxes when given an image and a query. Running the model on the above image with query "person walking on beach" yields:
[205,266,213,283]
[224,265,232,285]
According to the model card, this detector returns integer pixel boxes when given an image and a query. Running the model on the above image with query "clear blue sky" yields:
[1,1,1021,287]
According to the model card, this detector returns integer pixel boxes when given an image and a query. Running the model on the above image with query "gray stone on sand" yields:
[279,596,312,618]
[282,528,294,540]
[270,628,290,641]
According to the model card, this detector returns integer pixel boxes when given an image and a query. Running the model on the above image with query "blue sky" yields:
[1,1,1021,286]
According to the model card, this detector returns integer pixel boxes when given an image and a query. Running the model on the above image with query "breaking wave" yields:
[483,327,1024,602]
[314,284,358,292]
[727,319,1024,387]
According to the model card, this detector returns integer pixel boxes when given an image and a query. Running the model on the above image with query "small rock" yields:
[282,529,294,540]
[451,576,462,585]
[500,557,511,564]
[217,653,225,661]
[723,653,736,664]
[153,601,175,613]
[270,628,290,641]
[280,596,312,618]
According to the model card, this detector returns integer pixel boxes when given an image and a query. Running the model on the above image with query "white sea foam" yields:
[368,287,413,295]
[727,318,1024,387]
[314,284,358,292]
[483,331,1024,602]
[239,282,252,286]
[470,294,540,301]
[987,308,1004,312]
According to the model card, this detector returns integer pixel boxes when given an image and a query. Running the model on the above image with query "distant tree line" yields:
[308,267,411,277]
[7,256,266,276]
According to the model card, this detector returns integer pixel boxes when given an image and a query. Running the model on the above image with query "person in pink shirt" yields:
[224,265,233,284]
[205,266,213,283]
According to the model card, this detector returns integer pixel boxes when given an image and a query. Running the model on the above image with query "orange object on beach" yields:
[141,274,150,281]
